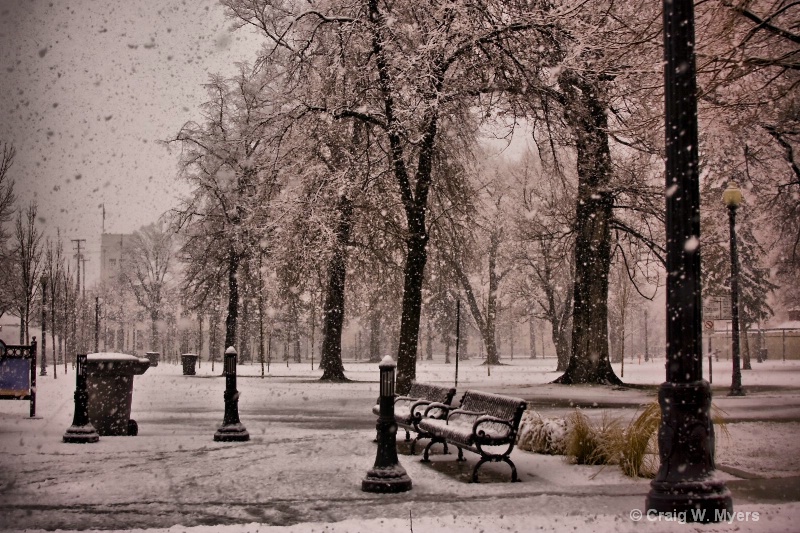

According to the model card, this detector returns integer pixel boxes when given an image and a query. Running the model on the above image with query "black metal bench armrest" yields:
[447,408,484,421]
[472,415,514,438]
[424,402,455,418]
[409,399,433,419]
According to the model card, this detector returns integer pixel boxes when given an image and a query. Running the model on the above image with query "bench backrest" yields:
[407,382,457,405]
[459,390,527,425]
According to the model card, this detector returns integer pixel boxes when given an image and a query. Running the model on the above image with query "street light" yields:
[723,182,745,396]
[646,0,732,521]
[213,346,249,442]
[362,356,412,493]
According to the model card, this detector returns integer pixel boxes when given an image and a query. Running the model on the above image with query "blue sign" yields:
[0,358,31,393]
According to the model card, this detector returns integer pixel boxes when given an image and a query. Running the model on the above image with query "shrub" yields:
[565,410,621,466]
[517,410,569,454]
[617,402,661,478]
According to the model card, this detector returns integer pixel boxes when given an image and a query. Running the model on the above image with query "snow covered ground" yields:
[1,355,799,532]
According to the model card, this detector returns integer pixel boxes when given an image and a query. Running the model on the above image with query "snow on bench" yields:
[417,389,527,482]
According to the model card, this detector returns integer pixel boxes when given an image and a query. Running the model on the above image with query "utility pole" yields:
[80,257,88,298]
[71,239,85,297]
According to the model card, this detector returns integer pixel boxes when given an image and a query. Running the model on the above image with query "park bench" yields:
[0,338,37,417]
[417,390,527,482]
[372,382,456,454]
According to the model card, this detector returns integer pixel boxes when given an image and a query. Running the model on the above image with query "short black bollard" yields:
[213,346,249,442]
[362,356,411,493]
[63,354,100,443]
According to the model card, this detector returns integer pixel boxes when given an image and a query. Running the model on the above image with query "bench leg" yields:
[456,447,465,462]
[470,455,520,483]
[421,437,445,462]
[410,436,418,455]
[404,429,411,442]
[471,457,489,482]
[505,456,520,482]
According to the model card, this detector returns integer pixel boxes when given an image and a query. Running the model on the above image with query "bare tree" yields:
[122,223,175,351]
[222,0,568,392]
[0,142,17,319]
[13,202,43,343]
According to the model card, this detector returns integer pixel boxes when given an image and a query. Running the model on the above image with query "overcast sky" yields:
[1,0,261,285]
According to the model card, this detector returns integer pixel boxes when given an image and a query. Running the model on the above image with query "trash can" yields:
[144,351,160,367]
[85,353,150,436]
[181,353,199,375]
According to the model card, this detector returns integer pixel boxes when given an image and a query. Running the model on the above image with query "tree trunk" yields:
[395,231,428,394]
[425,319,433,360]
[210,301,220,369]
[50,281,57,376]
[483,234,501,365]
[529,317,537,358]
[41,279,47,375]
[150,309,159,352]
[742,322,752,370]
[554,73,622,386]
[368,312,381,362]
[224,246,239,351]
[509,322,514,360]
[553,318,570,372]
[293,312,302,363]
[198,312,203,363]
[239,293,249,363]
[319,196,352,382]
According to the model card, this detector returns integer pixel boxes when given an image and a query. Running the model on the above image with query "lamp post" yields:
[723,182,745,396]
[362,356,412,493]
[646,0,732,521]
[213,346,249,442]
[63,354,100,443]
[40,277,48,376]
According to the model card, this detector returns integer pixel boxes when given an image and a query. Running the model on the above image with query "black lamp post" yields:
[646,0,732,521]
[40,277,47,376]
[362,356,412,493]
[213,346,250,442]
[63,354,99,443]
[723,182,745,396]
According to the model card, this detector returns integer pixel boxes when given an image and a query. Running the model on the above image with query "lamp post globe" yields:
[723,182,745,396]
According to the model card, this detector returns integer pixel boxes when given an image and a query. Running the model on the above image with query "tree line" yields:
[2,1,796,390]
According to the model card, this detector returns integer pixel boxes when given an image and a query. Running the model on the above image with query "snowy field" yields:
[1,355,800,532]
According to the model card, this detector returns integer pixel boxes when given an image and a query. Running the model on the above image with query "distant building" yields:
[100,233,133,284]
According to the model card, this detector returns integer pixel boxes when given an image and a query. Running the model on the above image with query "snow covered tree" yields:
[12,201,43,344]
[694,1,799,316]
[509,152,575,371]
[122,222,176,352]
[221,0,569,392]
[0,142,17,320]
[170,64,286,353]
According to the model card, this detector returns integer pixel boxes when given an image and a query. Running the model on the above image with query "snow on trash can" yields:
[181,353,198,375]
[85,353,150,436]
[144,351,160,367]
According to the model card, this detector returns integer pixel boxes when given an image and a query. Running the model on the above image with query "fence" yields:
[707,328,800,361]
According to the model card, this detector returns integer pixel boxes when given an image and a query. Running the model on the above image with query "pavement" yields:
[1,367,799,531]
